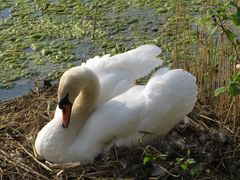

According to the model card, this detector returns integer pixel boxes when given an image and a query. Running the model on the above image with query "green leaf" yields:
[225,29,237,41]
[232,73,240,82]
[219,13,228,21]
[232,14,240,26]
[181,164,188,171]
[214,87,226,96]
[143,154,157,165]
[227,84,235,96]
[143,156,151,165]
[218,2,230,12]
[227,82,240,96]
[192,167,201,176]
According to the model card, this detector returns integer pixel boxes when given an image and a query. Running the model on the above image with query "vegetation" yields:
[0,0,239,179]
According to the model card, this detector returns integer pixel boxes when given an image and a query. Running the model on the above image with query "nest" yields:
[0,84,240,179]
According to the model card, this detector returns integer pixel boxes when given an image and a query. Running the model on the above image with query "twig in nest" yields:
[158,165,180,178]
[0,149,49,180]
[6,133,52,172]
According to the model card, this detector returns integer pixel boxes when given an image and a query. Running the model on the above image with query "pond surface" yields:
[0,8,11,19]
[0,0,225,100]
[0,79,34,100]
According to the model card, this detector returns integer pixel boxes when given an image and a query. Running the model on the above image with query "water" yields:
[24,47,35,53]
[0,60,71,100]
[33,10,42,17]
[74,41,100,60]
[0,6,164,101]
[0,39,98,101]
[1,1,223,101]
[0,8,11,19]
[49,0,57,4]
[0,80,34,101]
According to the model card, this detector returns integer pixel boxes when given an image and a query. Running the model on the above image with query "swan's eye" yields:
[59,93,71,109]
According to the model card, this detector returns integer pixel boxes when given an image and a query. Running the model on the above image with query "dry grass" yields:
[0,84,240,179]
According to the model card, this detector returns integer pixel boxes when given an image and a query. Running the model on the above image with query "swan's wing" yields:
[83,44,162,79]
[76,86,146,148]
[140,68,198,135]
[75,69,197,151]
[81,45,163,104]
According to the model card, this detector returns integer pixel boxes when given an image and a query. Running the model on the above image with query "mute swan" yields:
[35,46,198,164]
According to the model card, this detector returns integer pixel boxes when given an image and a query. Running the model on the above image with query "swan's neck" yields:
[69,68,100,131]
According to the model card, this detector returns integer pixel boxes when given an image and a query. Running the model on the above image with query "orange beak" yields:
[59,93,72,128]
[61,104,72,128]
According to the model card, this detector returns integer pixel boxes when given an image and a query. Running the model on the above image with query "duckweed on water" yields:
[0,0,224,89]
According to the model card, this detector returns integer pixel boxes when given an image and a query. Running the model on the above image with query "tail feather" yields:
[144,68,197,100]
[141,68,197,135]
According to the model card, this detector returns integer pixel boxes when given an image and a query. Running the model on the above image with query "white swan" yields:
[35,46,198,164]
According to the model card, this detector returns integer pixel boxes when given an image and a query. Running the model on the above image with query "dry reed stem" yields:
[0,150,49,179]
[174,0,240,129]
[6,132,52,172]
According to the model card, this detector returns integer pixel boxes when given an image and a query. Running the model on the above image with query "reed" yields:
[168,0,240,132]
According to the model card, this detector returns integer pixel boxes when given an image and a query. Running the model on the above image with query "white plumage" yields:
[35,45,197,163]
[82,44,162,104]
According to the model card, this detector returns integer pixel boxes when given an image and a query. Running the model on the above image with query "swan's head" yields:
[57,67,84,128]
